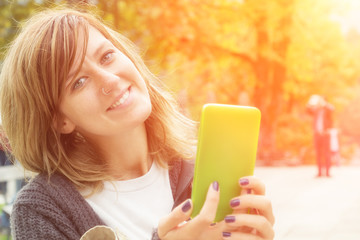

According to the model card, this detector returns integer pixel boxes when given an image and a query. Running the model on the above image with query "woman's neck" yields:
[86,124,151,180]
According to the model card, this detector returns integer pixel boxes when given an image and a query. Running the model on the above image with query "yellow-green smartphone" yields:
[191,104,261,222]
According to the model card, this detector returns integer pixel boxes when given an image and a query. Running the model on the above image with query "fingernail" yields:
[212,181,219,191]
[230,198,240,208]
[247,189,252,194]
[223,232,231,237]
[224,215,236,223]
[182,200,191,212]
[239,178,249,186]
[210,222,216,226]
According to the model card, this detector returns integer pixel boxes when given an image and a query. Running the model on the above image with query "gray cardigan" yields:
[10,160,194,240]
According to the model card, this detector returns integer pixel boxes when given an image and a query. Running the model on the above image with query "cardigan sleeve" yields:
[10,173,104,240]
[11,203,75,240]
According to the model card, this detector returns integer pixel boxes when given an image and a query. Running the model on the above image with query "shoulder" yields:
[14,173,78,207]
[12,172,100,217]
[325,103,334,112]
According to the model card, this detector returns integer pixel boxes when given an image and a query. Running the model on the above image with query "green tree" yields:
[2,0,360,164]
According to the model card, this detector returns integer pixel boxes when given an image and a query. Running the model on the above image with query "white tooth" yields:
[109,90,130,109]
[120,90,129,103]
[124,90,129,98]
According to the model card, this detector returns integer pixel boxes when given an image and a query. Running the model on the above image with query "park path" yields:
[255,165,360,240]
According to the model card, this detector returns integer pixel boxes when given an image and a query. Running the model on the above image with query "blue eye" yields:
[73,77,87,90]
[100,52,114,64]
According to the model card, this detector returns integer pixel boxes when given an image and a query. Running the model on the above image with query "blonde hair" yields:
[0,8,197,191]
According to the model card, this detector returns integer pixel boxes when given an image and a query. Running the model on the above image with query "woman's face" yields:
[58,26,152,139]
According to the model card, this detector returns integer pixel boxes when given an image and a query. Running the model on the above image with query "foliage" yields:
[1,0,360,164]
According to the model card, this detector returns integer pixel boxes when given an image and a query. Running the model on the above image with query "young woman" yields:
[0,8,274,240]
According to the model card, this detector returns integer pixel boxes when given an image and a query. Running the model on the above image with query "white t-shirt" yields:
[82,163,174,240]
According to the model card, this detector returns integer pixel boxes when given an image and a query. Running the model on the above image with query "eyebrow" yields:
[93,40,109,59]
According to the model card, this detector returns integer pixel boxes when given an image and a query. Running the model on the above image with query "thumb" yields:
[158,199,193,238]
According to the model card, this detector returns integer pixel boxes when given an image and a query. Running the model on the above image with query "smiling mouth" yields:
[108,87,130,110]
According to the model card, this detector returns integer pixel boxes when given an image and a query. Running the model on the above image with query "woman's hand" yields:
[221,176,275,239]
[157,181,221,240]
[157,177,275,240]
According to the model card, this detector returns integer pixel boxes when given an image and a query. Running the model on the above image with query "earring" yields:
[75,131,86,143]
[102,88,111,95]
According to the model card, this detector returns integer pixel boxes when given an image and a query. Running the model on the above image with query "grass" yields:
[0,204,11,240]
[0,235,10,240]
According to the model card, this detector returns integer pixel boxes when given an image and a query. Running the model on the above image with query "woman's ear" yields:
[60,119,76,134]
[53,115,76,134]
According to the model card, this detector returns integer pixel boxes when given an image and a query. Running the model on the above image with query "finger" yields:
[229,195,275,225]
[157,199,193,238]
[240,186,254,211]
[222,231,263,240]
[240,186,253,195]
[199,181,220,220]
[190,181,220,228]
[223,214,275,239]
[239,176,266,195]
[230,193,248,216]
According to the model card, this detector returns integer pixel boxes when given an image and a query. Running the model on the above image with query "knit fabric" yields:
[10,160,193,240]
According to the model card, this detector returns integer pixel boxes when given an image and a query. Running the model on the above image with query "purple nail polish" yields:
[239,178,249,186]
[230,198,240,208]
[182,200,191,212]
[223,232,231,237]
[212,181,219,191]
[224,215,236,223]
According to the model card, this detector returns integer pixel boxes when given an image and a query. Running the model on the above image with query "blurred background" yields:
[2,1,360,239]
[2,0,360,166]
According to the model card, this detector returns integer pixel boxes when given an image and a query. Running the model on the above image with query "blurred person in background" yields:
[307,95,334,177]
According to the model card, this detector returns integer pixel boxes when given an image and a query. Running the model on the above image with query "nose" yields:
[94,68,119,96]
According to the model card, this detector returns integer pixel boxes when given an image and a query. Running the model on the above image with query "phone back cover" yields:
[191,104,261,222]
